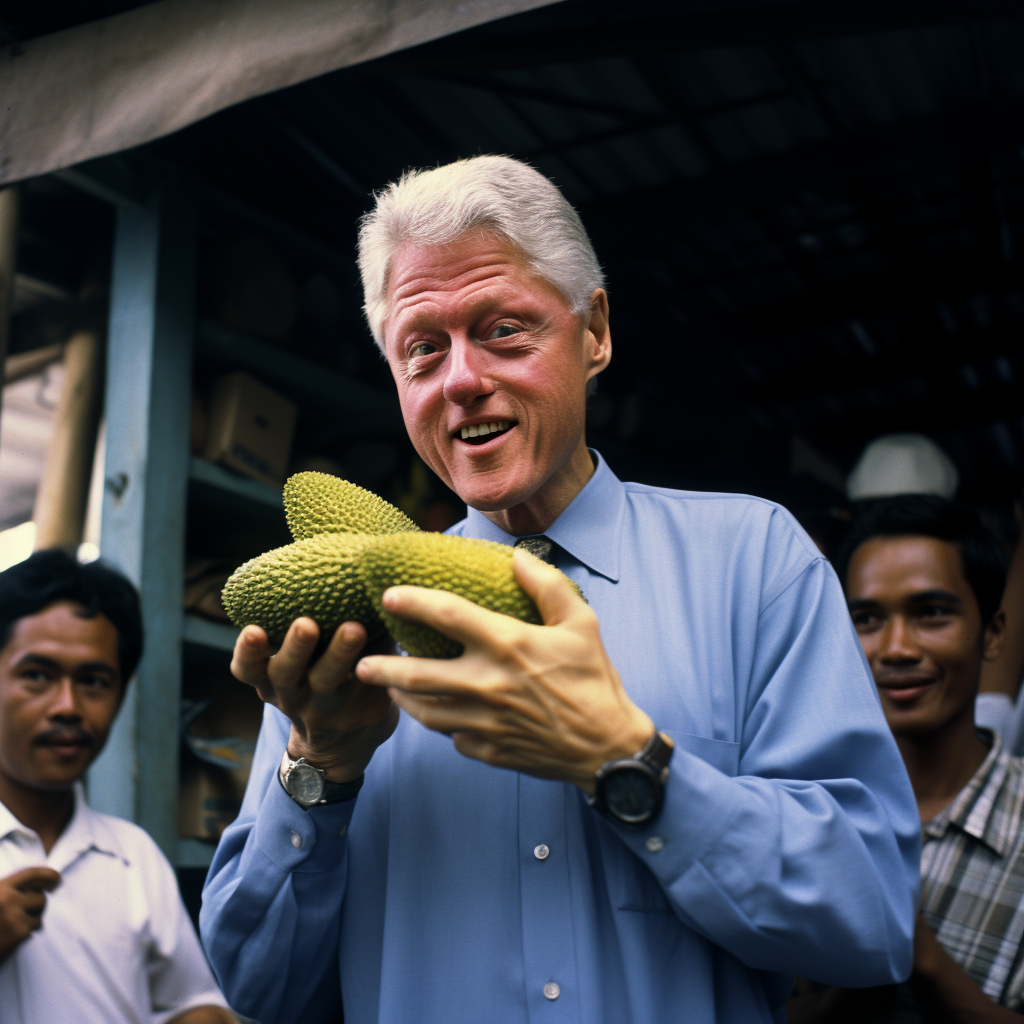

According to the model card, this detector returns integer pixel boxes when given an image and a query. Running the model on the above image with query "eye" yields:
[851,611,880,629]
[919,605,954,619]
[79,674,114,690]
[409,342,438,358]
[488,323,521,340]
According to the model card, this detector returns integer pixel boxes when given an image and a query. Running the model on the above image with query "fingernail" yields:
[341,622,361,642]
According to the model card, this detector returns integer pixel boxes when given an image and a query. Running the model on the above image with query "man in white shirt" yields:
[0,549,233,1024]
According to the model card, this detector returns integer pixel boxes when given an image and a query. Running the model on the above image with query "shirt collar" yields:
[460,450,625,582]
[925,729,1013,857]
[0,784,128,868]
[0,795,23,843]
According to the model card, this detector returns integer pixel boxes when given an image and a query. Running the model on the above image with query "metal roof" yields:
[13,0,1024,520]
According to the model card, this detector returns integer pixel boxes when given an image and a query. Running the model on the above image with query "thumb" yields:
[9,867,61,893]
[512,548,585,626]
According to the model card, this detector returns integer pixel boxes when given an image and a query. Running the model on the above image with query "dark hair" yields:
[834,494,1008,626]
[0,550,143,683]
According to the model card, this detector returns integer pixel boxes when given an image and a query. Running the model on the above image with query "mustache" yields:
[33,727,93,747]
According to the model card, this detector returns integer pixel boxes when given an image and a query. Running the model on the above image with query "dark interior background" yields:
[7,0,1024,546]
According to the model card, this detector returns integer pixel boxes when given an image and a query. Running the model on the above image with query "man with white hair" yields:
[201,156,921,1024]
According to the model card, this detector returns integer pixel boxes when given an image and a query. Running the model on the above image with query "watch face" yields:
[603,765,659,823]
[289,763,325,805]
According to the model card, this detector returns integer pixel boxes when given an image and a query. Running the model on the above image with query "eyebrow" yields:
[847,589,963,612]
[14,653,118,675]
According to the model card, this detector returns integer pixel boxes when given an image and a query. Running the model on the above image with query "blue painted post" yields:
[87,170,196,861]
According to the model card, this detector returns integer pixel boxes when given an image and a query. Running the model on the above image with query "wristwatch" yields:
[279,751,364,808]
[588,730,674,825]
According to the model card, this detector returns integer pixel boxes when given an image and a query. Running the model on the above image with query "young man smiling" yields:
[0,550,233,1024]
[203,156,919,1024]
[809,495,1022,1021]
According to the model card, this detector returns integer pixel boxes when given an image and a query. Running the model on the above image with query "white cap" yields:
[846,433,959,501]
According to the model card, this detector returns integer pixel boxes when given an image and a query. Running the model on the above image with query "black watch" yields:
[588,730,674,825]
[280,752,364,808]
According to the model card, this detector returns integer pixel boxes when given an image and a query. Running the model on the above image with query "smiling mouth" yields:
[879,679,936,702]
[456,420,514,445]
[36,732,92,754]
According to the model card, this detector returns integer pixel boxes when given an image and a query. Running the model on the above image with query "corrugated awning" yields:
[0,0,561,187]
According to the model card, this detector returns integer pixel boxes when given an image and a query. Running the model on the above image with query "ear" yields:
[982,608,1006,662]
[583,288,612,380]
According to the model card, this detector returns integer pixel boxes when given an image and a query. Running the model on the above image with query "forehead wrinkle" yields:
[391,265,532,340]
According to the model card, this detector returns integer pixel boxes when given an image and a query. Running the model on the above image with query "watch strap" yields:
[636,729,674,782]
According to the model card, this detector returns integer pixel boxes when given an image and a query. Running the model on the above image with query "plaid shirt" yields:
[920,729,1024,1009]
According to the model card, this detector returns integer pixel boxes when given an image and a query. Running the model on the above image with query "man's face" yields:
[0,601,123,792]
[846,536,1003,738]
[381,232,611,512]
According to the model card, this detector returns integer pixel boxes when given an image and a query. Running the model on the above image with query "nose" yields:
[49,678,83,722]
[878,615,921,665]
[442,337,494,407]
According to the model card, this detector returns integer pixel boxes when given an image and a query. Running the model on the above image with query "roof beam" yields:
[361,0,1024,75]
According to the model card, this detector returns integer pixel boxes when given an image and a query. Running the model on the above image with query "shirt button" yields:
[290,832,302,849]
[646,836,664,853]
[543,982,560,1000]
[533,844,550,860]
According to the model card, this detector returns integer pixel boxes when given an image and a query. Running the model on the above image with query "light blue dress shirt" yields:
[201,452,920,1024]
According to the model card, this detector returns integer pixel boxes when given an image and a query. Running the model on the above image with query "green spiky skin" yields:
[283,471,419,541]
[358,532,547,658]
[221,533,380,643]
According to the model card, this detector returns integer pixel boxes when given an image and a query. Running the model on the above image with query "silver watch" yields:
[279,751,363,808]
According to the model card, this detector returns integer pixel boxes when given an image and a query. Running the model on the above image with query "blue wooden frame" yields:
[86,170,196,860]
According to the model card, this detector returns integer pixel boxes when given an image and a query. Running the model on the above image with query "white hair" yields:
[357,155,605,351]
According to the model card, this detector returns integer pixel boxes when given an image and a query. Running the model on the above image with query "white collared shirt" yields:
[0,785,230,1024]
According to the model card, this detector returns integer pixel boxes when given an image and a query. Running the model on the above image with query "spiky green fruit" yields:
[283,471,419,541]
[222,533,380,643]
[358,532,549,658]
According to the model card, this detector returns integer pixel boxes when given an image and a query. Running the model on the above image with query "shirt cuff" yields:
[253,769,357,874]
[598,745,735,879]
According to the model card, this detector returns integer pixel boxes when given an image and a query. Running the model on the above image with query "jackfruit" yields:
[223,472,585,656]
[221,532,380,643]
[283,471,418,540]
[358,532,545,658]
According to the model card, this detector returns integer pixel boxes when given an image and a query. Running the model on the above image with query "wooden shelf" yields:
[195,318,404,440]
[189,456,281,507]
[182,614,239,652]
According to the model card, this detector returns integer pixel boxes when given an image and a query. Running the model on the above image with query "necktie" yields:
[512,535,587,604]
[513,535,555,563]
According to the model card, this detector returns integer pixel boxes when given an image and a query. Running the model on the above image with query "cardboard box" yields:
[203,371,297,487]
[179,678,264,841]
[179,759,243,842]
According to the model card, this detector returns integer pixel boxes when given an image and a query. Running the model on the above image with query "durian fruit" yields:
[283,471,418,541]
[222,532,380,643]
[358,532,547,658]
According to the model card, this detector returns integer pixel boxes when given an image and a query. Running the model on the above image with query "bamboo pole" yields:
[0,186,18,428]
[33,329,105,551]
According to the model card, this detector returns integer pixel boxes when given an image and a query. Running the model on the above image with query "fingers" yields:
[266,618,320,691]
[512,549,584,625]
[307,622,367,694]
[20,889,47,918]
[357,651,485,698]
[9,867,61,893]
[231,625,271,690]
[388,689,482,734]
[380,586,507,647]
